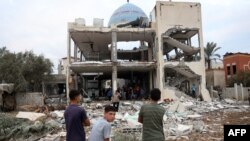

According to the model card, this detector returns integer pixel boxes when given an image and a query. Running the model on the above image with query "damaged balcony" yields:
[162,27,201,62]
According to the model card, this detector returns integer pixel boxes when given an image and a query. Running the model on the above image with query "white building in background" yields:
[66,1,211,102]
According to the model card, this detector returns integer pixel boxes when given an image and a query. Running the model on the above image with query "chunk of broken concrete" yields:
[187,114,202,119]
[122,102,132,106]
[16,112,45,121]
[96,103,102,109]
[169,101,186,113]
[170,124,193,136]
[225,99,236,104]
[51,110,64,118]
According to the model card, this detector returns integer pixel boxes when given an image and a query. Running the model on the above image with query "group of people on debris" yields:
[106,84,146,101]
[64,88,166,141]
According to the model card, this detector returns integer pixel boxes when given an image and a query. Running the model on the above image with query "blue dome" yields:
[108,3,148,27]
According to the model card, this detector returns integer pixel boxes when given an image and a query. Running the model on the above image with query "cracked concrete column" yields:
[156,37,164,91]
[74,44,78,90]
[148,43,152,61]
[149,71,153,90]
[111,29,117,94]
[74,43,77,62]
[66,29,71,104]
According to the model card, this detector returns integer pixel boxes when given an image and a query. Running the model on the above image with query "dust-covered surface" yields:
[167,110,250,141]
[0,112,62,141]
[0,95,249,141]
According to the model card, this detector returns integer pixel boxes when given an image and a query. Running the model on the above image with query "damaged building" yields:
[66,1,211,102]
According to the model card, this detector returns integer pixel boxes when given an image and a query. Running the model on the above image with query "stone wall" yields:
[16,92,44,106]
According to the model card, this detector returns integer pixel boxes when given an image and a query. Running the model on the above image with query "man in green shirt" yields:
[138,88,166,141]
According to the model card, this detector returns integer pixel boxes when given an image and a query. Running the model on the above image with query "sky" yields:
[1,0,250,73]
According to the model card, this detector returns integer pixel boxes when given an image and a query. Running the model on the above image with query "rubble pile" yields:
[162,93,250,140]
[1,92,249,141]
[79,94,249,141]
[0,112,62,141]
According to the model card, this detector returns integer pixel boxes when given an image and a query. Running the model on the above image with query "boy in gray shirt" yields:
[89,106,116,141]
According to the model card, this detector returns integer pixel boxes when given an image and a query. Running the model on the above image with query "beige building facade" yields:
[66,1,211,102]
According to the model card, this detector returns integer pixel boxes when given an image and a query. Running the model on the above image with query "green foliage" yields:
[0,47,53,92]
[204,42,221,69]
[227,70,250,87]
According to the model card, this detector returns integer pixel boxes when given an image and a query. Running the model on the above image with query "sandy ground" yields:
[175,110,250,141]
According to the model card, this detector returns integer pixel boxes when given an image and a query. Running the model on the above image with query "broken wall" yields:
[16,92,44,107]
[152,1,211,101]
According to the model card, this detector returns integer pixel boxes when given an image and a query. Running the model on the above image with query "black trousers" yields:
[113,102,119,111]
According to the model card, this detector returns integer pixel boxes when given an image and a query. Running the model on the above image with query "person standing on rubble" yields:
[112,89,121,111]
[89,106,116,141]
[191,84,196,98]
[64,90,90,141]
[138,88,166,141]
[107,88,112,101]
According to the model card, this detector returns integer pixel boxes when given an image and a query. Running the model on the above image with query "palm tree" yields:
[204,42,221,69]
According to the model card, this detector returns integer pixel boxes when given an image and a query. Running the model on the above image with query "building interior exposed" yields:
[65,1,211,102]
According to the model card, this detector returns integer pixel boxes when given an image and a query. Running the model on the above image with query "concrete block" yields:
[225,99,236,104]
[169,101,186,113]
[187,114,202,119]
[170,124,193,136]
[177,103,186,113]
[16,112,46,121]
[215,104,224,109]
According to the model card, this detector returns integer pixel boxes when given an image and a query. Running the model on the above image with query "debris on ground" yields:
[1,93,250,141]
[0,113,61,141]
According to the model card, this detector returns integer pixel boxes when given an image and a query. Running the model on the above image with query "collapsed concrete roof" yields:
[69,24,155,54]
[165,64,200,79]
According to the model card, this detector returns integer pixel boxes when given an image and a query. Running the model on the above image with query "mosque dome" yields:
[108,2,149,27]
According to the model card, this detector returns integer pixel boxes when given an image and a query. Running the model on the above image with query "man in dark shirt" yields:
[64,90,90,141]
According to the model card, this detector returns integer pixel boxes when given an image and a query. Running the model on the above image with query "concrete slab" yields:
[187,114,202,119]
[16,112,46,121]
